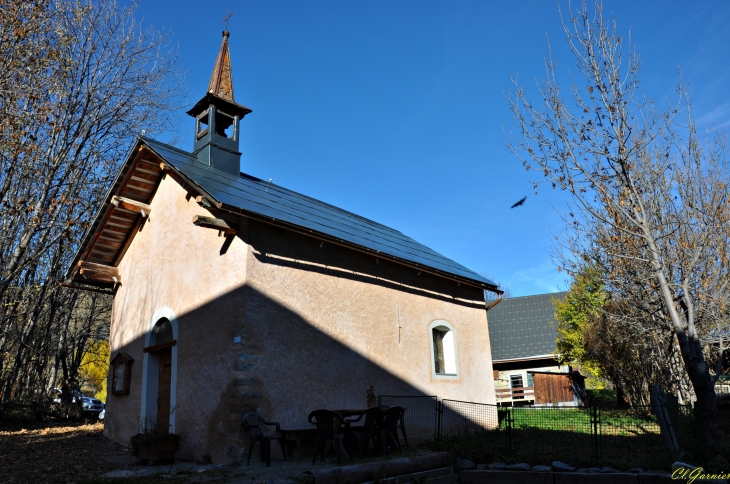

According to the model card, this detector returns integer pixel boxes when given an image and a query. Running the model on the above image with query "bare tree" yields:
[507,0,729,446]
[0,0,182,407]
[481,273,513,300]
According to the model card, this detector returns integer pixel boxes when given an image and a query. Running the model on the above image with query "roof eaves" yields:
[65,138,147,279]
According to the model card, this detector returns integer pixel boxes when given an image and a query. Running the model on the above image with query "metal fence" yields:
[378,395,438,445]
[440,399,503,436]
[381,395,713,469]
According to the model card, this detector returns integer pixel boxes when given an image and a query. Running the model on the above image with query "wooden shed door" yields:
[157,348,172,430]
[534,373,574,404]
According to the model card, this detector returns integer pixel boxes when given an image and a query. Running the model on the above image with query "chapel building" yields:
[66,30,501,461]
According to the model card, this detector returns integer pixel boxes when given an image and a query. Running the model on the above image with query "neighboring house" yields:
[487,292,586,407]
[65,31,502,462]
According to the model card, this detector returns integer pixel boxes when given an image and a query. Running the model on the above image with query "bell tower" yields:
[187,30,252,176]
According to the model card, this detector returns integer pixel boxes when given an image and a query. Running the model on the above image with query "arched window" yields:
[152,318,173,345]
[429,320,459,378]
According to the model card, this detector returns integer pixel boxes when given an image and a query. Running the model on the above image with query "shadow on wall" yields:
[110,284,442,462]
[107,219,488,463]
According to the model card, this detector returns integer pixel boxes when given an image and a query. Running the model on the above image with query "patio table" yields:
[333,408,392,457]
[335,407,390,419]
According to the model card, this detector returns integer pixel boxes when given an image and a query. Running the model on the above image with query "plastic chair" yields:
[241,412,287,466]
[347,406,383,457]
[379,406,405,454]
[308,409,346,465]
[397,408,409,448]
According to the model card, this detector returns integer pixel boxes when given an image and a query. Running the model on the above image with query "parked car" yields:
[82,396,104,417]
[51,387,82,404]
[99,406,105,420]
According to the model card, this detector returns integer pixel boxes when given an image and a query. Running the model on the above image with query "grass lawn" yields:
[427,405,691,470]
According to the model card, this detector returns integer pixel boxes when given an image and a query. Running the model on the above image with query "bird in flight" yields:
[510,196,527,208]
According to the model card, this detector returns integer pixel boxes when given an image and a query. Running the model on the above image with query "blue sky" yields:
[135,1,730,297]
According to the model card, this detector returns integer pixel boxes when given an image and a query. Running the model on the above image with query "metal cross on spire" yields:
[223,10,234,32]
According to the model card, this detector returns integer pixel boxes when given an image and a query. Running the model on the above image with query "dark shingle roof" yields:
[487,292,566,361]
[142,137,496,289]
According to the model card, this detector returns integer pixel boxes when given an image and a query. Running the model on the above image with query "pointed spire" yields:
[208,31,235,102]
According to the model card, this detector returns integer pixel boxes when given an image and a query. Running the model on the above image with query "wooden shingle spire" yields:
[208,31,235,102]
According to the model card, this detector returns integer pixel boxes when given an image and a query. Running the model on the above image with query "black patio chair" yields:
[346,406,383,458]
[308,409,346,465]
[378,406,405,455]
[395,407,409,448]
[241,412,287,467]
[377,404,408,447]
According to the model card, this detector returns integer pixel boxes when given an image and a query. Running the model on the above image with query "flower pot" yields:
[130,433,180,464]
[367,399,378,408]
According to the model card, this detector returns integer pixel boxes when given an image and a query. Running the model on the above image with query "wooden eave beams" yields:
[71,142,215,294]
[111,196,151,217]
[192,215,237,235]
[78,143,165,269]
[77,261,120,282]
[59,282,116,295]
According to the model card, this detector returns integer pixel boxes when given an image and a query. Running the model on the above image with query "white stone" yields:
[506,463,531,471]
[533,466,552,472]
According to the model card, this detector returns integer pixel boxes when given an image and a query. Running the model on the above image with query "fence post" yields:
[506,407,514,453]
[591,405,600,463]
[436,399,442,441]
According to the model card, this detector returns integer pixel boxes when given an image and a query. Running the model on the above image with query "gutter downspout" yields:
[485,290,503,312]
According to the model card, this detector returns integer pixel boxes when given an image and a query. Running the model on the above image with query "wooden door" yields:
[157,348,172,430]
[534,373,574,404]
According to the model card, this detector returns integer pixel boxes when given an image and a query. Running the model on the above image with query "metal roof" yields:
[487,292,566,361]
[142,137,496,289]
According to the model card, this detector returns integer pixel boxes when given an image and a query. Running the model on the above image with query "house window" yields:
[527,372,534,388]
[429,320,458,378]
[110,352,134,396]
[510,374,524,400]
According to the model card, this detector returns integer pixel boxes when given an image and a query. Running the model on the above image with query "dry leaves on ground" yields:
[0,421,125,484]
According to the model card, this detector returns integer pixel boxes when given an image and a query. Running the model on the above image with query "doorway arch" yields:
[140,307,178,433]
